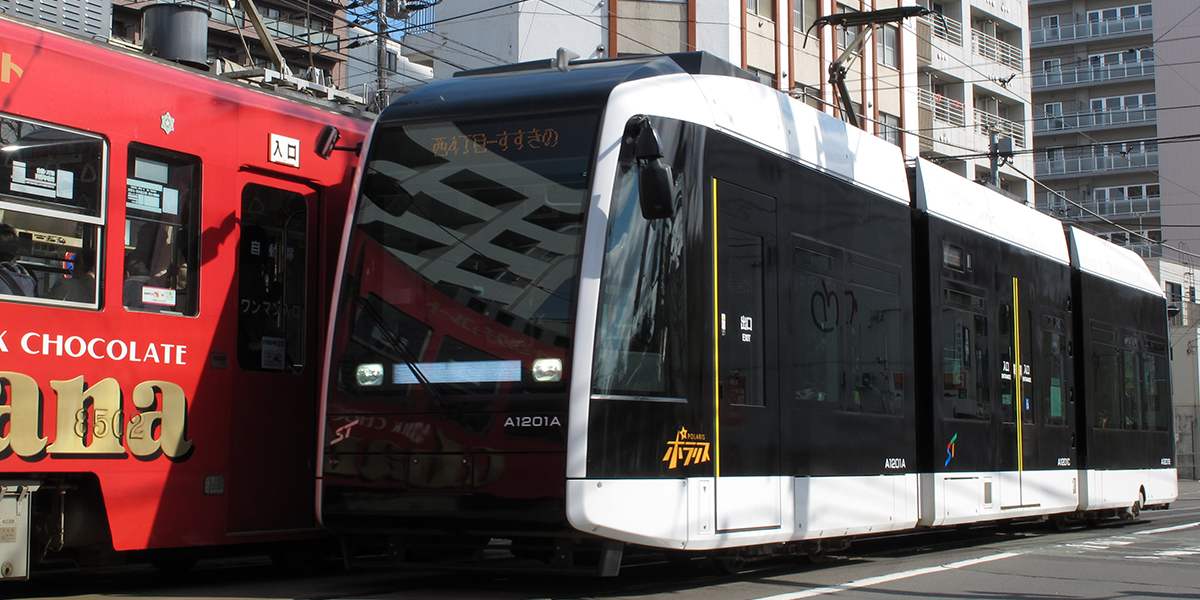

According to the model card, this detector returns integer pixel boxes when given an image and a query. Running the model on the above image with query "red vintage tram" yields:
[0,14,369,579]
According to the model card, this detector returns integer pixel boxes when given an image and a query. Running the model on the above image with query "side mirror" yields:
[639,158,674,220]
[315,125,340,159]
[315,124,363,159]
[631,120,674,219]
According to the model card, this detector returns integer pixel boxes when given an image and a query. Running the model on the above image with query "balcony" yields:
[1033,60,1154,89]
[1034,106,1156,132]
[921,15,964,47]
[971,30,1022,71]
[1032,15,1153,46]
[204,2,339,51]
[918,88,966,127]
[1041,195,1160,220]
[1035,151,1158,177]
[976,111,1025,148]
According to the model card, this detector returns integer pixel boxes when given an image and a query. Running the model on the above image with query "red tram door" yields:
[999,275,1036,509]
[226,177,324,533]
[713,179,781,532]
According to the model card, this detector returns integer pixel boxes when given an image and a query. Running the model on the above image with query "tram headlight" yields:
[356,363,384,386]
[532,358,563,382]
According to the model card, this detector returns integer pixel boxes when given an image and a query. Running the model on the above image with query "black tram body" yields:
[318,52,1176,567]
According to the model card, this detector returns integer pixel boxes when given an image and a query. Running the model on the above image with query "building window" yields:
[386,50,398,73]
[793,0,817,32]
[879,112,901,146]
[876,24,898,68]
[748,0,774,19]
[837,5,860,52]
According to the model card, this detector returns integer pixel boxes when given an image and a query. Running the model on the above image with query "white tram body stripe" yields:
[914,159,1070,265]
[918,470,1080,527]
[1068,226,1165,297]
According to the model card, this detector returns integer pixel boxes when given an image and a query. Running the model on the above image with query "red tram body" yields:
[0,15,369,578]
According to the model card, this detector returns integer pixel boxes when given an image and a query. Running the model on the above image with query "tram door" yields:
[998,275,1036,508]
[713,179,781,532]
[227,177,324,533]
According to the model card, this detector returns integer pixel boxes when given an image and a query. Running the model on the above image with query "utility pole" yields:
[376,0,388,110]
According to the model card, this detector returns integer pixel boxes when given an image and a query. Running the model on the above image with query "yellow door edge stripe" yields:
[1013,276,1024,473]
[712,178,721,478]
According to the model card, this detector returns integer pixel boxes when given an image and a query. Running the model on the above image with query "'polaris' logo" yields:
[884,458,906,469]
[504,416,561,427]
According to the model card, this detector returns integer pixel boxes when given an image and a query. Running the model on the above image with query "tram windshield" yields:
[336,110,598,396]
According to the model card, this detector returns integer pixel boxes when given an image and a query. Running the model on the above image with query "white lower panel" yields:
[795,474,919,539]
[716,476,781,532]
[568,475,917,550]
[1080,469,1178,511]
[919,470,1078,527]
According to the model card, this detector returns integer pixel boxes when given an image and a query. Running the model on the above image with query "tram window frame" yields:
[0,113,106,307]
[123,143,201,316]
[237,183,309,373]
[1091,325,1121,429]
[940,283,990,421]
[1041,314,1067,427]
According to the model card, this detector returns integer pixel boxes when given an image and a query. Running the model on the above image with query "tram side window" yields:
[1144,341,1170,432]
[238,184,307,373]
[940,288,989,420]
[1122,345,1142,430]
[0,114,104,305]
[124,144,200,315]
[1041,317,1067,427]
[1091,327,1121,428]
[792,239,903,415]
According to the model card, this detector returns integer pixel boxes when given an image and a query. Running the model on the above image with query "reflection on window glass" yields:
[1147,349,1170,431]
[124,144,199,315]
[1042,326,1066,426]
[792,237,903,415]
[1122,348,1142,430]
[0,114,104,305]
[341,111,597,396]
[1093,336,1120,428]
[942,308,989,420]
[592,138,688,398]
[238,184,307,373]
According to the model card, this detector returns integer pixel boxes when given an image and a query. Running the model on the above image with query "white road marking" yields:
[1135,521,1200,535]
[751,553,1020,600]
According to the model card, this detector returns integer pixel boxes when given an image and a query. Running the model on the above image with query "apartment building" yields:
[916,0,1033,202]
[1029,0,1159,257]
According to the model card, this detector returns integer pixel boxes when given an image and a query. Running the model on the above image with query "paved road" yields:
[8,481,1200,600]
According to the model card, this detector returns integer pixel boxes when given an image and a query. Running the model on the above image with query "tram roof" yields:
[380,52,755,122]
[1068,227,1164,297]
[913,159,1071,265]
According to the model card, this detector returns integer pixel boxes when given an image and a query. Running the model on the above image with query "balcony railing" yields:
[1042,195,1161,219]
[1035,151,1158,177]
[204,2,339,51]
[1034,107,1157,132]
[921,15,963,47]
[971,30,1023,71]
[1032,15,1153,45]
[976,111,1025,148]
[1033,60,1155,88]
[918,88,965,127]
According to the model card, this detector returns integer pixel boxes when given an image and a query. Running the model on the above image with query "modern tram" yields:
[0,14,368,579]
[318,51,1176,574]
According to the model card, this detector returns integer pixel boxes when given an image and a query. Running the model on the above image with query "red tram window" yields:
[124,144,200,315]
[0,113,104,306]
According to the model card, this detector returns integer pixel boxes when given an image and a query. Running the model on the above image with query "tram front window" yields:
[338,111,598,396]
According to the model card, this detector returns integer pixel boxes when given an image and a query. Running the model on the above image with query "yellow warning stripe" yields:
[1013,276,1024,472]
